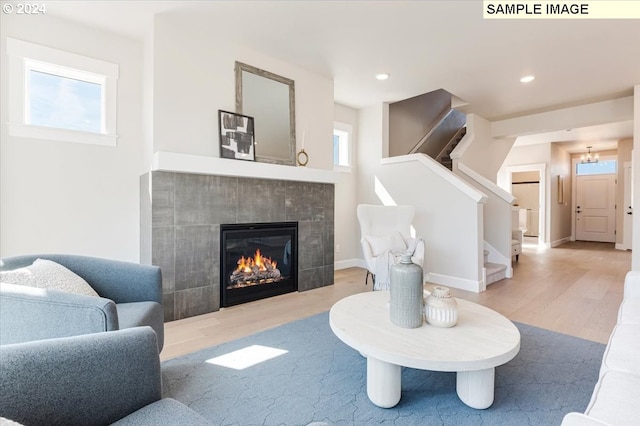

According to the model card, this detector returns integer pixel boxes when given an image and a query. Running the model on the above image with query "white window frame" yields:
[7,37,119,146]
[333,121,353,173]
[575,159,617,176]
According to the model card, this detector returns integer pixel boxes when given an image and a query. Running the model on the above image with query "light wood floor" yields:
[161,240,631,361]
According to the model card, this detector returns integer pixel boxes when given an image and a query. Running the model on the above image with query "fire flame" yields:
[235,249,277,273]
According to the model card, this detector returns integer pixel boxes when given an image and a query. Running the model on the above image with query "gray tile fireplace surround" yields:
[140,171,335,322]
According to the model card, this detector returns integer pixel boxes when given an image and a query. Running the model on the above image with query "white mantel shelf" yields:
[152,151,340,184]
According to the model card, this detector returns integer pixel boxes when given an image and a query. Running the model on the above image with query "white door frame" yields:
[506,163,547,247]
[619,161,633,250]
[571,155,617,242]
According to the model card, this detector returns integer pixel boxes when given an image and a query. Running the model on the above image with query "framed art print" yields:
[557,175,564,204]
[218,110,255,161]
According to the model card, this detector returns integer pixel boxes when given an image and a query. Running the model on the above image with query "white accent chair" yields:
[357,204,425,290]
[511,207,526,262]
[512,229,523,262]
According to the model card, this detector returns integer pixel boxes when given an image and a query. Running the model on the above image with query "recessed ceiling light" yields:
[520,75,535,83]
[375,73,390,81]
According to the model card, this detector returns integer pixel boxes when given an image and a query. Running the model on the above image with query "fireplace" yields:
[143,170,335,321]
[220,222,298,307]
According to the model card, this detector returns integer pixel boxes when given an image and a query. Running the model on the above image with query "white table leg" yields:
[456,367,495,409]
[366,356,401,408]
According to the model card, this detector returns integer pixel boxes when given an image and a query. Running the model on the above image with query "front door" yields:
[575,174,616,242]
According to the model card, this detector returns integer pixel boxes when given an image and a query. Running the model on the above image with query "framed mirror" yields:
[235,61,296,166]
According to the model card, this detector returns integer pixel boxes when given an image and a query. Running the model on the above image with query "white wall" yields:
[152,13,334,170]
[456,114,515,182]
[333,103,361,268]
[617,138,632,246]
[0,14,144,261]
[492,97,634,139]
[0,10,336,264]
[376,157,485,291]
[142,28,155,174]
[356,104,387,207]
[549,144,572,246]
[633,84,640,270]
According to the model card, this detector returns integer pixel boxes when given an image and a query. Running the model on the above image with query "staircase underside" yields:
[438,126,466,170]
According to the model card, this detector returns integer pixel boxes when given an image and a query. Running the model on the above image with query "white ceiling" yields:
[45,0,639,150]
[515,121,633,153]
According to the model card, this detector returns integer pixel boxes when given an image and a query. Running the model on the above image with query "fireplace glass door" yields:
[220,222,297,307]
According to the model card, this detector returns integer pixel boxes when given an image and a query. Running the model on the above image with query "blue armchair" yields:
[0,254,164,350]
[0,327,210,425]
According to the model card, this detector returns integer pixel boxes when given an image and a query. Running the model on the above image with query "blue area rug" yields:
[162,312,605,425]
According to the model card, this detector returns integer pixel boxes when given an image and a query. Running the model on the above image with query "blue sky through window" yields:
[333,129,350,167]
[576,160,617,176]
[28,70,102,133]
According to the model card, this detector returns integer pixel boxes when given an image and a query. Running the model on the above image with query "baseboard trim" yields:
[551,237,571,248]
[615,243,630,251]
[428,272,483,293]
[334,259,366,270]
[338,261,484,293]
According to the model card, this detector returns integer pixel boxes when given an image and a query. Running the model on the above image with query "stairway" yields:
[438,126,466,170]
[484,249,507,286]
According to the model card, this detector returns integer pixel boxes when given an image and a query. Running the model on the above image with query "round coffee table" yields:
[329,291,520,409]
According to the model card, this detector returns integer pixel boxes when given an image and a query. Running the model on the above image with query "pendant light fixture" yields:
[581,146,599,164]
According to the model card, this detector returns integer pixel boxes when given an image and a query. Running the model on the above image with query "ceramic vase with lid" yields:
[425,286,458,328]
[389,254,423,328]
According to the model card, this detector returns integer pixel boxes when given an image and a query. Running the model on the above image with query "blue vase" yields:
[389,254,423,328]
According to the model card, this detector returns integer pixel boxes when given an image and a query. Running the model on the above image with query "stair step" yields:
[485,262,505,274]
[485,262,507,285]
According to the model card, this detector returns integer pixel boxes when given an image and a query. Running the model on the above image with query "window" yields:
[27,63,104,133]
[333,122,352,172]
[576,160,617,176]
[7,38,118,146]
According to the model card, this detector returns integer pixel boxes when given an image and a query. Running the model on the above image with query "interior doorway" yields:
[511,174,540,237]
[506,163,546,247]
